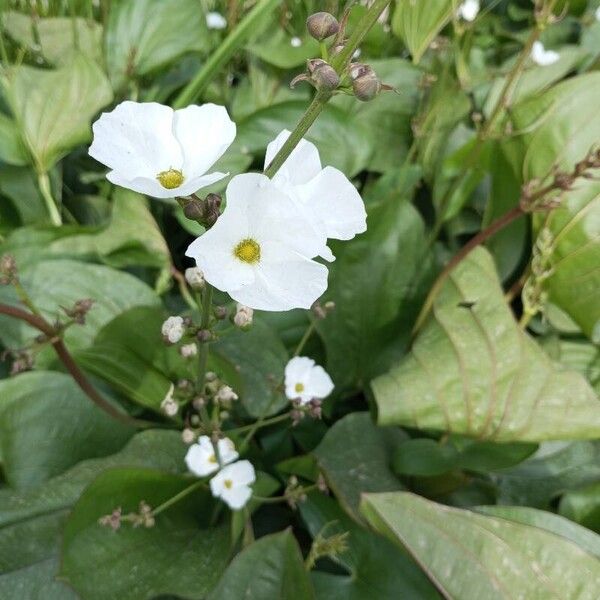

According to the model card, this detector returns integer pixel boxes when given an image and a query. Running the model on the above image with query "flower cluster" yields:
[185,435,255,510]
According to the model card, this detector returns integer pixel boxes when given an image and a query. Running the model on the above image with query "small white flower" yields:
[457,0,479,22]
[290,36,302,47]
[215,385,239,403]
[89,101,236,199]
[284,356,334,404]
[162,316,185,344]
[185,173,329,311]
[184,266,205,290]
[531,41,560,66]
[185,435,239,477]
[160,384,178,416]
[209,460,256,510]
[233,303,254,328]
[596,6,600,22]
[264,130,366,262]
[180,343,198,358]
[206,11,227,30]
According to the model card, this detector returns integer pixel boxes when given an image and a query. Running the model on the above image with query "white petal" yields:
[230,243,328,311]
[206,11,227,29]
[173,104,236,180]
[221,484,252,510]
[217,437,239,465]
[264,130,322,186]
[531,41,559,66]
[307,365,334,399]
[106,171,181,199]
[209,471,225,497]
[224,460,256,486]
[185,442,219,477]
[296,167,366,241]
[89,101,182,178]
[285,356,315,383]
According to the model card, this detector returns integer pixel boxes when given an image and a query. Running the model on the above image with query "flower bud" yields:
[182,428,196,444]
[63,298,95,325]
[233,304,253,329]
[180,343,198,358]
[307,59,339,91]
[160,384,178,417]
[184,267,205,290]
[306,12,339,41]
[203,193,222,227]
[215,384,239,405]
[350,63,382,102]
[183,198,204,222]
[161,316,185,344]
[213,305,228,320]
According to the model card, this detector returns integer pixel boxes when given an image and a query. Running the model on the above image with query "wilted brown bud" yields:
[63,298,95,325]
[183,198,204,221]
[197,329,213,343]
[203,193,222,227]
[0,254,17,285]
[349,63,382,102]
[307,59,340,91]
[213,305,228,320]
[306,12,339,41]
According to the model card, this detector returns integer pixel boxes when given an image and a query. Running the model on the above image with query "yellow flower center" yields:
[224,479,233,489]
[208,454,218,464]
[295,382,305,393]
[234,238,261,264]
[156,168,184,189]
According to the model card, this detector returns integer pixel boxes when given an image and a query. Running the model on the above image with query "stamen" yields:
[295,382,305,393]
[208,454,218,464]
[234,238,261,264]
[224,479,233,489]
[156,168,184,189]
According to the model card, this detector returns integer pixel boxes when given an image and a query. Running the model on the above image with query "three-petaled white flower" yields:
[186,173,329,311]
[457,0,480,21]
[531,41,560,66]
[284,356,334,404]
[206,11,227,30]
[209,460,256,510]
[89,101,236,199]
[265,130,367,261]
[185,435,239,477]
[161,316,185,344]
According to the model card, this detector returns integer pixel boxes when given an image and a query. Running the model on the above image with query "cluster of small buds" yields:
[312,300,335,320]
[522,228,554,321]
[0,254,17,285]
[184,266,205,290]
[291,398,323,425]
[161,316,186,344]
[305,527,350,570]
[214,384,238,405]
[284,475,308,510]
[2,349,34,376]
[98,501,155,531]
[98,507,123,531]
[233,303,253,329]
[62,298,95,325]
[180,343,198,358]
[182,193,222,228]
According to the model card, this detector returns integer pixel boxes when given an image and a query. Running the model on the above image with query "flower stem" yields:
[173,0,281,108]
[227,411,291,436]
[196,284,214,412]
[151,480,206,518]
[264,0,392,178]
[294,319,316,357]
[38,172,62,226]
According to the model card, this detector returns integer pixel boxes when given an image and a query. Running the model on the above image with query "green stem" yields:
[173,0,281,108]
[227,411,290,436]
[151,480,206,518]
[196,284,214,419]
[38,172,62,226]
[294,319,316,357]
[264,0,392,178]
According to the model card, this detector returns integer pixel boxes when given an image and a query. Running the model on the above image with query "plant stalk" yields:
[38,172,62,226]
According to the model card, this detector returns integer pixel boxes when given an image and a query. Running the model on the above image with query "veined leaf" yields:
[372,247,600,442]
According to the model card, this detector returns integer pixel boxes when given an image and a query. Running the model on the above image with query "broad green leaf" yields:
[212,318,288,418]
[247,31,319,68]
[0,371,132,490]
[392,0,453,63]
[0,558,75,600]
[494,441,600,508]
[313,413,405,521]
[0,258,160,356]
[105,0,209,91]
[60,468,229,600]
[2,53,113,171]
[208,529,314,600]
[0,166,48,224]
[477,505,600,558]
[543,339,600,394]
[300,493,440,600]
[236,101,371,177]
[361,491,600,599]
[372,247,600,442]
[0,112,27,166]
[559,482,600,533]
[317,168,434,392]
[2,12,102,65]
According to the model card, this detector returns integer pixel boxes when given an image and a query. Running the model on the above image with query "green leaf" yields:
[235,101,371,177]
[212,318,288,418]
[392,0,453,63]
[477,505,600,558]
[392,439,459,477]
[0,166,48,224]
[559,482,600,533]
[247,31,319,68]
[0,112,28,166]
[2,12,102,65]
[105,0,209,91]
[209,529,314,600]
[300,493,439,600]
[361,491,600,599]
[0,558,76,600]
[372,247,600,442]
[0,258,160,356]
[313,413,405,521]
[0,371,132,490]
[60,468,229,600]
[317,168,434,392]
[2,53,113,172]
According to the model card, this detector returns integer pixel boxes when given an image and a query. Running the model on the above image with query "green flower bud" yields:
[306,12,339,41]
[307,59,340,91]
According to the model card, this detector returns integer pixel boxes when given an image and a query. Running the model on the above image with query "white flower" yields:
[160,384,178,416]
[209,460,256,510]
[233,303,253,328]
[89,101,236,199]
[290,36,302,47]
[185,173,329,311]
[284,356,334,404]
[215,385,239,403]
[531,41,560,66]
[206,11,227,30]
[596,6,600,21]
[185,435,239,477]
[180,343,198,358]
[184,266,205,290]
[162,316,185,344]
[457,0,479,21]
[264,130,366,261]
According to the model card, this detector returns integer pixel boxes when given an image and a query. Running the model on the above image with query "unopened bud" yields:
[350,63,382,102]
[160,384,178,417]
[183,198,204,221]
[307,59,340,91]
[215,384,238,404]
[0,254,17,285]
[162,316,185,344]
[233,304,253,329]
[306,12,339,41]
[213,305,228,320]
[196,329,212,343]
[180,343,198,358]
[182,428,196,444]
[184,267,205,290]
[203,193,222,227]
[64,298,95,325]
